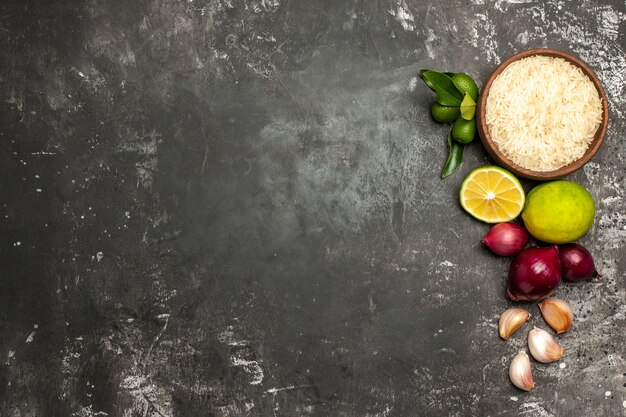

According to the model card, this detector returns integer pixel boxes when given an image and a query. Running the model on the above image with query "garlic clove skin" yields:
[509,351,535,391]
[528,327,564,363]
[538,298,573,334]
[499,308,531,340]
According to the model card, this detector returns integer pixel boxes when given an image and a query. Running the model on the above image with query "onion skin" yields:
[559,243,601,282]
[507,246,562,301]
[482,223,530,256]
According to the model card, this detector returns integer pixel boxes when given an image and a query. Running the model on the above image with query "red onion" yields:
[507,246,561,301]
[559,243,601,282]
[482,223,529,256]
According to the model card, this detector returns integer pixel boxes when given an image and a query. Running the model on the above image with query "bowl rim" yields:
[476,48,609,181]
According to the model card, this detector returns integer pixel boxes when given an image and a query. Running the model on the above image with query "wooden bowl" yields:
[476,48,609,181]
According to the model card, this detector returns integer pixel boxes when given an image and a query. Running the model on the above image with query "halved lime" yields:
[460,166,525,223]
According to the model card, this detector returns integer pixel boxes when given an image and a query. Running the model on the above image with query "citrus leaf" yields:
[419,70,463,106]
[419,69,438,91]
[441,131,465,178]
[419,70,458,89]
[460,93,476,120]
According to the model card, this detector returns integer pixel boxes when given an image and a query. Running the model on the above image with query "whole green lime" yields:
[522,181,595,243]
[451,117,476,144]
[451,73,479,101]
[431,103,460,123]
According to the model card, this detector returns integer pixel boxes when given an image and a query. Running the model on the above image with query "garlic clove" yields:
[499,308,530,340]
[528,327,564,363]
[539,298,574,334]
[509,351,535,391]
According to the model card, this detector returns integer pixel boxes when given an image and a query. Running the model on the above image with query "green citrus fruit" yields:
[451,73,479,101]
[451,117,476,144]
[522,181,595,243]
[431,103,460,123]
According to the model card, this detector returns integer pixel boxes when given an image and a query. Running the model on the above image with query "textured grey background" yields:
[1,0,625,416]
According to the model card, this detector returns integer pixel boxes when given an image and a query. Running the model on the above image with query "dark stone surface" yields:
[1,1,624,416]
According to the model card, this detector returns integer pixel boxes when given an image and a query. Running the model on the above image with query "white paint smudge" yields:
[519,401,555,417]
[601,196,622,205]
[73,405,109,417]
[217,326,265,385]
[605,390,611,397]
[120,375,173,417]
[497,0,534,5]
[30,151,57,155]
[116,129,161,190]
[244,400,255,411]
[231,356,264,385]
[388,0,415,32]
[219,325,265,385]
[72,66,106,92]
[583,161,601,182]
[516,31,530,45]
[25,331,36,343]
[343,7,357,31]
[476,315,498,330]
[597,211,626,251]
[597,7,621,40]
[469,12,500,63]
[217,326,235,343]
[59,335,86,402]
[548,4,626,117]
[265,385,310,395]
[96,251,104,262]
[424,28,437,59]
[249,0,281,13]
